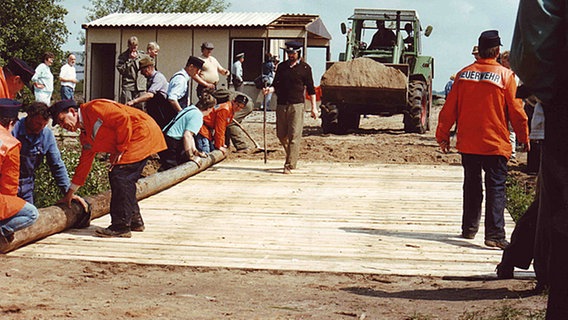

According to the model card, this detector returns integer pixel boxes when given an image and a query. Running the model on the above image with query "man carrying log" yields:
[49,99,166,238]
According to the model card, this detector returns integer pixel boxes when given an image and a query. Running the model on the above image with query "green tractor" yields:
[320,8,434,134]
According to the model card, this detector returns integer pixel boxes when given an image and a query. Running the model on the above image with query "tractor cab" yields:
[340,9,431,66]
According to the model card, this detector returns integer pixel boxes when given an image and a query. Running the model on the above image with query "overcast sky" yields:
[61,0,520,91]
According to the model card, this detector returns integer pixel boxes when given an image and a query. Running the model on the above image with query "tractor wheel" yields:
[320,104,338,134]
[404,80,431,134]
[320,104,359,134]
[336,108,361,134]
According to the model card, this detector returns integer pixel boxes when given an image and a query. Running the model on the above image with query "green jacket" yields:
[510,0,568,104]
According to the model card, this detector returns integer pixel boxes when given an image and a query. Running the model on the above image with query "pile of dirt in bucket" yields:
[320,57,407,89]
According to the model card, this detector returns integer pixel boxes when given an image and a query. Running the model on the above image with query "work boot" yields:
[460,232,475,239]
[94,226,131,238]
[130,224,145,232]
[130,213,145,232]
[484,239,510,250]
[496,263,514,279]
[0,233,14,246]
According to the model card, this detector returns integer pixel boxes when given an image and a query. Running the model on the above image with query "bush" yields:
[506,175,536,222]
[33,147,110,208]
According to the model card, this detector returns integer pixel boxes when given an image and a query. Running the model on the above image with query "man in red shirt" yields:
[0,99,39,245]
[436,30,529,249]
[196,90,248,154]
[50,99,167,238]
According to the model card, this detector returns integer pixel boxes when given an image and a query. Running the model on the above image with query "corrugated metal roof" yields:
[350,8,419,22]
[84,12,294,28]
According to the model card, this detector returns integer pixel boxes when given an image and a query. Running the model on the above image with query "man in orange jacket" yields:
[49,99,167,238]
[0,99,39,245]
[436,30,529,250]
[0,58,35,99]
[196,90,248,154]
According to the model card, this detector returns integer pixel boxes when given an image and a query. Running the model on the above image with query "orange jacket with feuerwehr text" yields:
[198,101,234,150]
[71,99,167,187]
[0,125,26,219]
[436,58,529,159]
[0,67,13,99]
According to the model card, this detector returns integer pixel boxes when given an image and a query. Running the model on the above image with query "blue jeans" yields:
[108,158,148,232]
[195,134,214,154]
[60,86,74,100]
[0,202,39,238]
[461,153,508,240]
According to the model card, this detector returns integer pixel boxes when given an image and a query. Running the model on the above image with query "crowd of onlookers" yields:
[0,37,318,242]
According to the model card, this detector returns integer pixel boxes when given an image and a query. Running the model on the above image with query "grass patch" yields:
[34,146,110,208]
[506,175,536,222]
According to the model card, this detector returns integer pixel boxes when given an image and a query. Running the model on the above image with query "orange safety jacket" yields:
[71,99,167,187]
[436,58,529,159]
[198,101,234,149]
[0,67,13,99]
[0,126,26,219]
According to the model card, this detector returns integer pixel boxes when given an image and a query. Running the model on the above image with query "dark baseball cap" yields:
[186,56,204,69]
[5,58,35,86]
[234,94,249,105]
[283,40,303,53]
[49,99,78,126]
[478,30,502,51]
[0,98,22,118]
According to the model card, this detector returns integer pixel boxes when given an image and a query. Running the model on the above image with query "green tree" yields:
[85,0,229,22]
[0,0,69,68]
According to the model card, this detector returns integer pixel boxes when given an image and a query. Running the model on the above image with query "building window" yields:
[231,39,264,82]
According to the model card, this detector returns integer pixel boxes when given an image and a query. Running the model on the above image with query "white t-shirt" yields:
[60,63,76,89]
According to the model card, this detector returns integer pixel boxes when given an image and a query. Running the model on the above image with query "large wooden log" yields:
[0,151,226,253]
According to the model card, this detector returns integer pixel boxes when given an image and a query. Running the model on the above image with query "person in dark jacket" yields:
[262,41,318,174]
[510,1,568,318]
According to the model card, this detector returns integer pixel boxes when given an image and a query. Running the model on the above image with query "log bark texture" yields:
[0,151,226,253]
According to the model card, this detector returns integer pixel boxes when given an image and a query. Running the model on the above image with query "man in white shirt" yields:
[193,42,230,98]
[59,54,78,100]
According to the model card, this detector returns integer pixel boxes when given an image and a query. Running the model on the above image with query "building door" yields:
[89,44,116,100]
[231,39,264,81]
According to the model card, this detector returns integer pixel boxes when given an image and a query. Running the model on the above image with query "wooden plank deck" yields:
[8,160,531,278]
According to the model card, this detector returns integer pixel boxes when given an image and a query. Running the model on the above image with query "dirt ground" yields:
[0,99,546,319]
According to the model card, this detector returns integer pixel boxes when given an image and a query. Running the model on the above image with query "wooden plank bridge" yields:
[8,160,531,278]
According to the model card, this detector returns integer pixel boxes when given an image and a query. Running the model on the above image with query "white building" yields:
[82,12,331,106]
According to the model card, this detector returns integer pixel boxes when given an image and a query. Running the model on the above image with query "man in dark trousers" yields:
[262,41,318,174]
[50,99,167,238]
[510,1,568,318]
[436,30,529,250]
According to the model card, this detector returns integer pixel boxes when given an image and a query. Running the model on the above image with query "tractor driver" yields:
[368,20,396,49]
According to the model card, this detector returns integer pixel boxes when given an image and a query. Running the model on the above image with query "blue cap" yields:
[284,41,303,53]
[49,99,77,126]
[0,99,22,118]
